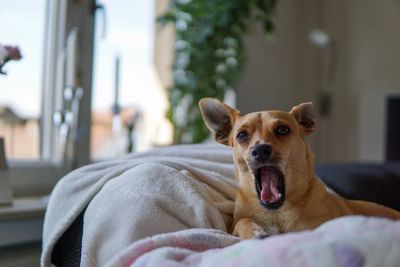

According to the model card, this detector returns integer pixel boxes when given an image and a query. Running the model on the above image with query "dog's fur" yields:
[199,97,400,239]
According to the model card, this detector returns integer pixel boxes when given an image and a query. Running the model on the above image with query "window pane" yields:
[91,0,172,160]
[0,0,46,159]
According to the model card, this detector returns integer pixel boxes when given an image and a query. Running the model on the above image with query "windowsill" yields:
[0,197,46,248]
[8,161,61,197]
[0,197,47,221]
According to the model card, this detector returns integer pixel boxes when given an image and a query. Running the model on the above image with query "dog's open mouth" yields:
[255,166,285,209]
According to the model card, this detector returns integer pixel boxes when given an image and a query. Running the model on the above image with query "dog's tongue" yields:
[260,167,280,203]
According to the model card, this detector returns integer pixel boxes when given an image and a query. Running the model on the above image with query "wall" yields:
[236,0,400,163]
[236,0,301,114]
[315,0,353,163]
[321,0,400,162]
[154,0,174,89]
[236,0,325,161]
[347,0,400,161]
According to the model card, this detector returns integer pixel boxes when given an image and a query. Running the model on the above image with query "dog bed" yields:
[41,144,400,267]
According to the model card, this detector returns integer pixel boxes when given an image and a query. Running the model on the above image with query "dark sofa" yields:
[317,162,400,211]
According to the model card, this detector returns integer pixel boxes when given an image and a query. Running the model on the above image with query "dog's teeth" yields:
[278,193,282,198]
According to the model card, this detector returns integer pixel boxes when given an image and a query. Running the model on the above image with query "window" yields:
[91,0,171,160]
[0,0,172,197]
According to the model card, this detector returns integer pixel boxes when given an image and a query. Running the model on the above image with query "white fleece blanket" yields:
[41,144,238,267]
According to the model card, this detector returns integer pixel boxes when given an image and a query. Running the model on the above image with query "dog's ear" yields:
[199,97,240,146]
[290,102,316,135]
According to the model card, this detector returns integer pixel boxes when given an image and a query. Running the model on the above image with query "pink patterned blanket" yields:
[107,216,400,267]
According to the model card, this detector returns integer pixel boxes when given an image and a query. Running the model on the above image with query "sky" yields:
[0,0,46,118]
[92,0,159,113]
[91,0,171,151]
[0,0,161,118]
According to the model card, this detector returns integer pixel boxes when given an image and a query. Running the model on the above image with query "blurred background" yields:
[1,0,399,166]
[0,0,400,265]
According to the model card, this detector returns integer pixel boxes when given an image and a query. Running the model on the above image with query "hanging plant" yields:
[159,0,279,144]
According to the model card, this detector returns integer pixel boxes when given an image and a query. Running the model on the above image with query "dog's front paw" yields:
[252,224,269,239]
[233,218,268,240]
[254,225,281,239]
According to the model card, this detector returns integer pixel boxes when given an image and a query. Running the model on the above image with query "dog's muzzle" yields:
[250,144,285,209]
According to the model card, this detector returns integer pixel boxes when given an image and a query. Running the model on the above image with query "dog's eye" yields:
[236,131,249,141]
[276,126,291,136]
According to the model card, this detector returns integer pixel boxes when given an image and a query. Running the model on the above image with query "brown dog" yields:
[199,97,400,239]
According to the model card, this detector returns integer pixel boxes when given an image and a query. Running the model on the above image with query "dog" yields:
[199,97,400,239]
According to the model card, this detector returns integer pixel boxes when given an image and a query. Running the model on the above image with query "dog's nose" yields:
[251,144,272,163]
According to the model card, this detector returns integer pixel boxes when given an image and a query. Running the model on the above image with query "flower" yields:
[0,45,22,75]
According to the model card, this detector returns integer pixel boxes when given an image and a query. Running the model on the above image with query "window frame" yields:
[7,0,96,197]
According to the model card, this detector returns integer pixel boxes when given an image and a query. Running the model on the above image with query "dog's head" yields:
[199,98,315,210]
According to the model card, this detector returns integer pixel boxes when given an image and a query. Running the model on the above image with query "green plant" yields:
[159,0,278,144]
